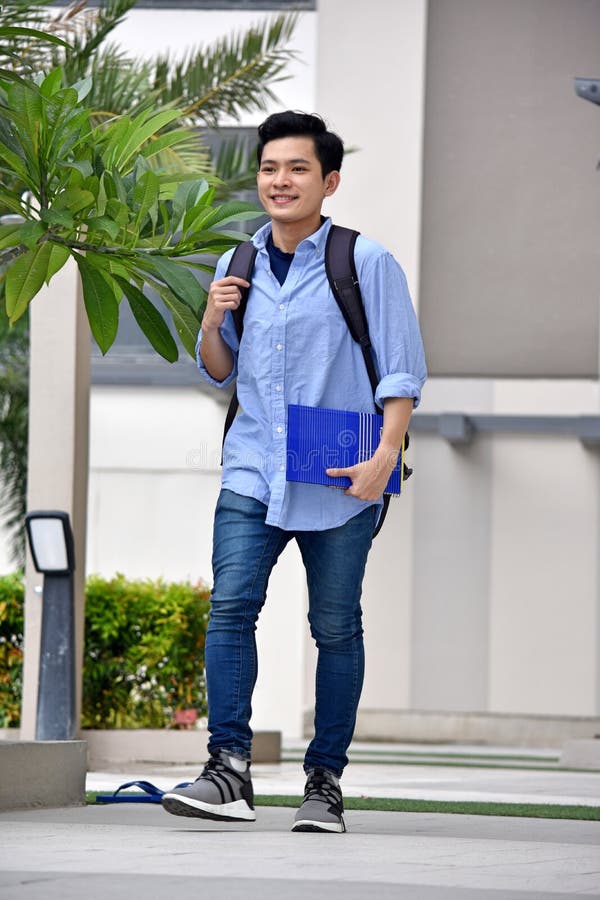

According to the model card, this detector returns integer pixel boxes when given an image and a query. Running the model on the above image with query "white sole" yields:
[292,817,346,833]
[162,793,256,822]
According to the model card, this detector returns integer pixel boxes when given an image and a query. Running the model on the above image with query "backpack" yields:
[220,224,412,537]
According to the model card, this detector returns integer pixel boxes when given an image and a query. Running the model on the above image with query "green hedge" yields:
[0,573,211,729]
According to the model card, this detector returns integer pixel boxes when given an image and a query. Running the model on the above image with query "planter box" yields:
[0,740,87,810]
[82,728,281,769]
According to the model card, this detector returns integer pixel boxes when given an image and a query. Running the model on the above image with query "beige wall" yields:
[414,377,600,718]
[419,0,600,377]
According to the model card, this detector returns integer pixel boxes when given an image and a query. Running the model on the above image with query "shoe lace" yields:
[196,754,245,788]
[304,768,342,807]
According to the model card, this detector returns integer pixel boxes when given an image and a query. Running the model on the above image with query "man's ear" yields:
[324,171,341,197]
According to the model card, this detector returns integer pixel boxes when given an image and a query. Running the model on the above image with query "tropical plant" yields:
[0,3,299,562]
[0,0,299,190]
[0,68,261,358]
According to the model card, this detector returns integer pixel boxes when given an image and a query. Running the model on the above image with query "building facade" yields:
[6,0,600,744]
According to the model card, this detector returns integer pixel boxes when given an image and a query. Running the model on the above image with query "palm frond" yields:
[60,0,139,82]
[85,44,154,121]
[211,133,259,199]
[154,14,300,127]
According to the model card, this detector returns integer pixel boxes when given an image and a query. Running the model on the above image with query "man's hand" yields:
[202,275,250,333]
[326,447,400,502]
[199,275,249,382]
[326,397,413,501]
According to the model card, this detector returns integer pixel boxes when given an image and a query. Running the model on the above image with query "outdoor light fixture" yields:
[25,510,76,741]
[574,77,600,106]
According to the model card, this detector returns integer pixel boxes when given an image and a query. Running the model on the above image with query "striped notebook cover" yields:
[286,404,403,495]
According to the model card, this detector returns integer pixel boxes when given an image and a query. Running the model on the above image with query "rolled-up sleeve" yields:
[196,248,240,388]
[357,243,427,409]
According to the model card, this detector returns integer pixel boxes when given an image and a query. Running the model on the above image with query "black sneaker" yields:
[161,749,255,821]
[292,767,346,833]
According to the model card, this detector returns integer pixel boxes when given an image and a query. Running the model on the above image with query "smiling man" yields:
[161,111,427,834]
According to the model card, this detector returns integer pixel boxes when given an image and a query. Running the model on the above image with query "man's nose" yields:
[273,169,291,187]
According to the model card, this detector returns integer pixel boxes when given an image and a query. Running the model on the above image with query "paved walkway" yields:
[1,742,600,899]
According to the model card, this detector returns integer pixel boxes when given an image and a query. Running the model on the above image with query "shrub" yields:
[82,574,211,729]
[0,572,211,729]
[0,572,24,727]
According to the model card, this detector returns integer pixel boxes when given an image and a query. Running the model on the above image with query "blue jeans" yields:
[205,488,376,777]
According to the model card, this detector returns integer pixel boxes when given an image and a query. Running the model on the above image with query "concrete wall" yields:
[413,378,600,720]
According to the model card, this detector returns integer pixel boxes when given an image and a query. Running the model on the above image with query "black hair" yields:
[256,111,344,177]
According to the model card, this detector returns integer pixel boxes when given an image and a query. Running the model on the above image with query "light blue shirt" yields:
[197,217,427,530]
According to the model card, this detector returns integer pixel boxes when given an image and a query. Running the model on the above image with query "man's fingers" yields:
[213,275,250,289]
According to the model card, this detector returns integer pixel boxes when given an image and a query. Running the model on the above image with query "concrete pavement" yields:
[1,742,600,898]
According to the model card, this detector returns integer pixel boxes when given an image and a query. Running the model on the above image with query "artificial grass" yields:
[256,794,600,820]
[86,791,600,821]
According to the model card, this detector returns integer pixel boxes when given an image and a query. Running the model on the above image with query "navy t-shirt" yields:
[267,233,294,285]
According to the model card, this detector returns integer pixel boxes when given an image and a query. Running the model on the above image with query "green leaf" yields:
[85,216,121,241]
[105,198,129,227]
[0,134,30,184]
[115,276,178,363]
[40,207,75,230]
[40,69,63,99]
[5,243,53,323]
[71,76,93,103]
[59,160,94,179]
[18,220,45,250]
[137,255,201,313]
[0,27,71,49]
[172,179,211,235]
[0,224,21,251]
[115,108,182,169]
[53,188,95,214]
[145,278,200,359]
[45,243,70,284]
[193,200,261,232]
[74,254,119,354]
[133,169,159,231]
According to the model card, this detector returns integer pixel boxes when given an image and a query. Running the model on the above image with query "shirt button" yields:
[279,464,285,471]
[276,343,283,351]
[275,384,282,392]
[279,304,285,311]
[276,426,283,433]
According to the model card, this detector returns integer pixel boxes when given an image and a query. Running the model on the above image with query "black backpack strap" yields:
[221,241,258,454]
[325,226,381,404]
[325,225,412,537]
[227,240,258,341]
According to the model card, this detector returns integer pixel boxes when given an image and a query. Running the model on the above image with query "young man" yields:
[162,111,427,833]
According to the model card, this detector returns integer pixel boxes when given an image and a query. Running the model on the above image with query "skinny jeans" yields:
[205,488,376,777]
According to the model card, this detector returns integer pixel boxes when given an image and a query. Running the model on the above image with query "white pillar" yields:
[20,259,90,739]
[316,0,429,713]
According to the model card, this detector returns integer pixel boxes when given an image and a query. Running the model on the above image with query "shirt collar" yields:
[253,216,332,255]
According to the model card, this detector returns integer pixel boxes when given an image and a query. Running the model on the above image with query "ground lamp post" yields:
[25,510,76,741]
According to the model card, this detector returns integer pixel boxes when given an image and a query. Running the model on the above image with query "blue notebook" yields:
[286,404,404,495]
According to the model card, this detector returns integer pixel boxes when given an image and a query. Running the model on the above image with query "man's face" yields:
[256,136,339,231]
